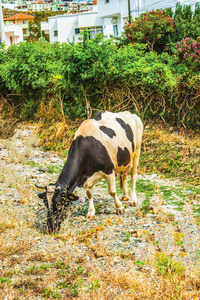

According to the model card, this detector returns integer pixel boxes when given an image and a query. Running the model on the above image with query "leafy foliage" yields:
[0,29,199,128]
[175,37,200,70]
[124,9,175,51]
[172,2,200,42]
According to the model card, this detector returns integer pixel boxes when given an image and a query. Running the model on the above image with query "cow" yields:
[36,111,143,233]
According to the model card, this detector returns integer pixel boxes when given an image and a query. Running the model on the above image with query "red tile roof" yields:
[4,13,34,21]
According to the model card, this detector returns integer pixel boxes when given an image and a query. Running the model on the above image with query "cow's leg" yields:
[130,150,140,207]
[84,173,104,219]
[120,171,129,201]
[106,172,124,215]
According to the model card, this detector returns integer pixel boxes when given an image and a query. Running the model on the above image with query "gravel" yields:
[0,125,199,275]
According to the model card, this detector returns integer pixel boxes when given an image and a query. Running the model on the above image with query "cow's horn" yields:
[35,184,46,189]
[55,186,61,191]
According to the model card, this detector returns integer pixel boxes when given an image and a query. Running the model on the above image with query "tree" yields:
[124,9,175,51]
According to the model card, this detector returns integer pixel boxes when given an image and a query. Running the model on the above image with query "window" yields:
[75,28,80,34]
[23,20,27,24]
[79,27,103,40]
[105,0,110,3]
[113,24,118,37]
[54,30,58,37]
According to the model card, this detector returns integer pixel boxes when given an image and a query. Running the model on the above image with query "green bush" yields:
[0,33,199,129]
[124,9,175,51]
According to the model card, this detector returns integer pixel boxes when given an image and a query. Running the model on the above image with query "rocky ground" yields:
[0,124,199,299]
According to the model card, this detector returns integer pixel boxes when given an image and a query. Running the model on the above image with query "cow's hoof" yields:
[86,214,96,219]
[130,202,137,207]
[116,209,124,215]
[121,196,129,201]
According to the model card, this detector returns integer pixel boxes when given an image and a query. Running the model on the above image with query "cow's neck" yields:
[55,141,83,192]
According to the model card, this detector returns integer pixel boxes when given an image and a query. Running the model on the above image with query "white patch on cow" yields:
[74,111,143,172]
[74,111,143,216]
[84,172,105,218]
[46,185,55,208]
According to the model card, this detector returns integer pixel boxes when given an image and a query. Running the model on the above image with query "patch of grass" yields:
[46,164,62,174]
[0,277,11,284]
[23,265,38,275]
[123,231,130,242]
[153,241,159,245]
[134,260,145,265]
[140,130,199,183]
[174,232,184,245]
[25,160,62,174]
[3,270,19,278]
[87,279,100,291]
[56,278,83,296]
[193,204,200,217]
[127,177,200,215]
[74,265,84,276]
[131,179,155,213]
[155,252,185,276]
[42,288,61,299]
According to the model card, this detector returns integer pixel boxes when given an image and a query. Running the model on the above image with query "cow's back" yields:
[74,111,143,172]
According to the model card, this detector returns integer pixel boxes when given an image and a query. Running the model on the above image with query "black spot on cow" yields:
[94,112,103,121]
[57,135,114,191]
[117,147,130,167]
[116,118,134,151]
[100,126,116,138]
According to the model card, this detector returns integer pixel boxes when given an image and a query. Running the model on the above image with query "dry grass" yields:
[76,269,200,300]
[0,235,31,258]
[0,121,199,299]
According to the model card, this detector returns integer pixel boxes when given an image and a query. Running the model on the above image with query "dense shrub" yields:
[175,37,200,70]
[0,34,199,129]
[124,9,175,51]
[172,2,200,42]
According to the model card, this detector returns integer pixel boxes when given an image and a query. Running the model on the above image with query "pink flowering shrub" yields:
[175,37,200,70]
[124,9,175,51]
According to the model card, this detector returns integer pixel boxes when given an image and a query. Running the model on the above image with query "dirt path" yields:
[0,124,199,299]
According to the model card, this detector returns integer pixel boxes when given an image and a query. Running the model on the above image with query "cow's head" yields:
[36,184,79,233]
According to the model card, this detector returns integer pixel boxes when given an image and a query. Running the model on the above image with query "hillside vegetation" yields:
[0,3,200,130]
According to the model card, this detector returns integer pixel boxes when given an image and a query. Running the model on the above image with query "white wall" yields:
[4,24,23,47]
[77,12,102,28]
[97,0,198,37]
[97,0,121,18]
[49,17,58,43]
[49,12,106,44]
[102,17,113,37]
[97,0,129,36]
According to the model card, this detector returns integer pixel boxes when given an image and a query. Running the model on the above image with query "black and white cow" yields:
[37,111,143,232]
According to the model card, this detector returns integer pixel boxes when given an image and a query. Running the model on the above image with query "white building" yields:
[4,24,23,47]
[2,0,28,11]
[97,0,198,37]
[44,0,199,44]
[48,11,106,43]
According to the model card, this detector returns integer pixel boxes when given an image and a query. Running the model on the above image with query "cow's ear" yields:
[67,192,79,201]
[38,192,46,199]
